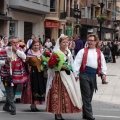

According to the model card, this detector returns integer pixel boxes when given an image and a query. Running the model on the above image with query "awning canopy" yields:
[0,15,12,21]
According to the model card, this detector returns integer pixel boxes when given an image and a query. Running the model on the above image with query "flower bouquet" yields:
[42,51,51,65]
[48,53,59,68]
[48,52,73,71]
[43,51,51,57]
[40,50,51,71]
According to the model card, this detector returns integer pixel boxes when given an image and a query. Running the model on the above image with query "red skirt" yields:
[46,72,82,114]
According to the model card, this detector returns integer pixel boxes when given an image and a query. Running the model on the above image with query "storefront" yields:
[45,20,61,41]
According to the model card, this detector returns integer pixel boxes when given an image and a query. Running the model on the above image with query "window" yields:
[50,0,56,12]
[95,7,100,17]
[81,7,85,17]
[9,21,18,37]
[87,7,91,19]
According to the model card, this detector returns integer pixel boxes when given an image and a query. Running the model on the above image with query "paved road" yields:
[0,58,120,120]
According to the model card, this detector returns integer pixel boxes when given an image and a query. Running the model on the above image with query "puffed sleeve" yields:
[16,50,26,60]
[73,49,84,77]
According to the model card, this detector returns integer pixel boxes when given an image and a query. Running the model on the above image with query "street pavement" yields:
[0,58,120,120]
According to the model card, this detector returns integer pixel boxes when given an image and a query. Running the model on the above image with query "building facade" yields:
[115,0,120,40]
[45,0,79,41]
[45,0,117,42]
[80,0,117,42]
[0,0,50,43]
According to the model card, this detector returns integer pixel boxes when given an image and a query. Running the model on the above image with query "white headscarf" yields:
[53,34,68,52]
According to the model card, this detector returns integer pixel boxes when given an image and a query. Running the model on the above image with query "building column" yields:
[18,21,24,39]
[68,0,70,16]
[6,21,10,37]
[118,23,120,40]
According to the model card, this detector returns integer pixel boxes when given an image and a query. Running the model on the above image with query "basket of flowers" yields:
[97,14,107,23]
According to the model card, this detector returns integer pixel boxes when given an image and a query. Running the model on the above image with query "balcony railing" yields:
[81,18,98,26]
[59,11,66,19]
[8,0,50,14]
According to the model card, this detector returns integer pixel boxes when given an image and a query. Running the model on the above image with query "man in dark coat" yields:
[111,41,117,63]
[74,36,83,55]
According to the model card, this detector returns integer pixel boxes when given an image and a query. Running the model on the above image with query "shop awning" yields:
[45,21,60,28]
[0,15,12,21]
[97,27,116,33]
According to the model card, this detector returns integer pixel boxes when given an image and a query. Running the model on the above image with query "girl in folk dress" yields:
[21,40,46,112]
[46,34,82,120]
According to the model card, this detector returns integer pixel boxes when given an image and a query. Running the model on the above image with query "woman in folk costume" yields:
[46,34,82,120]
[21,40,50,112]
[0,36,28,115]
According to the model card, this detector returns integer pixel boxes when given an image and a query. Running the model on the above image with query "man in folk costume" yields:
[0,36,28,115]
[73,34,107,120]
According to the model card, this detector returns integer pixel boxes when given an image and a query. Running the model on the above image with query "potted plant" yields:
[74,23,82,28]
[97,14,107,23]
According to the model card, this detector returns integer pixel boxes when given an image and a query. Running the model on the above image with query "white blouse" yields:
[73,48,107,77]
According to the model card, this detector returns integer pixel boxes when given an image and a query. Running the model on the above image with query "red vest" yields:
[80,48,101,76]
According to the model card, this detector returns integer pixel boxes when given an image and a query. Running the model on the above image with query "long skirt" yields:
[46,72,82,114]
[21,66,45,104]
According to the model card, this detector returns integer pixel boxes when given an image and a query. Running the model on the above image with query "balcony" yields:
[8,0,50,14]
[0,14,12,21]
[81,18,98,27]
[59,11,66,19]
[104,19,113,28]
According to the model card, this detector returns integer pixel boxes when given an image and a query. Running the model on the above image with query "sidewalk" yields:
[93,57,120,105]
[92,57,120,119]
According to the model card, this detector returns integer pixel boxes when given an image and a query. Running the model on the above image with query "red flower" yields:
[48,54,59,68]
[46,51,51,57]
[43,51,51,57]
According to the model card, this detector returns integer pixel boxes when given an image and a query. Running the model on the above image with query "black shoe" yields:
[15,98,21,103]
[87,117,95,120]
[11,111,16,115]
[102,81,108,84]
[83,115,87,119]
[55,114,65,120]
[35,108,40,112]
[3,107,11,112]
[31,108,39,112]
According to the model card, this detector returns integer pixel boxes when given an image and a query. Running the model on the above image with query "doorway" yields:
[45,28,51,39]
[24,22,32,43]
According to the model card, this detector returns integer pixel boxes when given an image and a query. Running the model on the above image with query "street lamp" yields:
[99,0,105,40]
[74,4,81,34]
